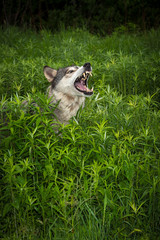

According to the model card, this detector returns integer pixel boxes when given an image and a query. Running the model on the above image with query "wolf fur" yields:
[43,62,93,125]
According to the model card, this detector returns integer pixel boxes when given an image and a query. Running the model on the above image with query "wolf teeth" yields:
[81,71,92,82]
[85,71,92,76]
[83,71,92,76]
[86,87,93,92]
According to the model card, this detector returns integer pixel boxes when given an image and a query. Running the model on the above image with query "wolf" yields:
[43,62,93,125]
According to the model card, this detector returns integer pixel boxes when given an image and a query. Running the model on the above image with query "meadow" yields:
[0,26,160,239]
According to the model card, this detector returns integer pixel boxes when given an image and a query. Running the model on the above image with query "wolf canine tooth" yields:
[85,71,92,76]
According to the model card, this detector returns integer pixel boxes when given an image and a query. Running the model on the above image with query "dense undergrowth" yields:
[0,27,160,239]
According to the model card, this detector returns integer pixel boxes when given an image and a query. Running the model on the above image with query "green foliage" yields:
[0,27,160,99]
[0,27,160,239]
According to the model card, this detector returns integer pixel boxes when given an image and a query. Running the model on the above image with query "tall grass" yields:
[0,26,160,239]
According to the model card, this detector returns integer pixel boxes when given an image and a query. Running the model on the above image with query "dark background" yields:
[1,0,160,34]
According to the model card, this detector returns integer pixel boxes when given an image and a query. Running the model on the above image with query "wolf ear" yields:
[43,66,57,82]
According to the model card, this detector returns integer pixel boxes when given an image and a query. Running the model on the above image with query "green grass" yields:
[0,26,160,239]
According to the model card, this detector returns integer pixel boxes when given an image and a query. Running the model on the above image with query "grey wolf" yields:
[43,62,93,125]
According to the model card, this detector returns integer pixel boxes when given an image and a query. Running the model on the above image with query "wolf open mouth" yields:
[74,71,93,95]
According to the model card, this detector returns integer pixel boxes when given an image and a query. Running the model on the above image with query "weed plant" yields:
[0,27,160,239]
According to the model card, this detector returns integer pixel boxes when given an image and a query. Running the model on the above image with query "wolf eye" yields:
[68,70,74,74]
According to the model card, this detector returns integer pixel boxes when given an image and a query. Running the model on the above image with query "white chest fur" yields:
[48,87,85,124]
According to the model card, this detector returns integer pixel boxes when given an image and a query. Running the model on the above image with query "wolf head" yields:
[43,62,93,97]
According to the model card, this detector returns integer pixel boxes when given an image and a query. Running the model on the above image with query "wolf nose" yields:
[83,62,91,68]
[83,62,91,71]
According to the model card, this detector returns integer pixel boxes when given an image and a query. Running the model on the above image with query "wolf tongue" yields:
[76,82,88,91]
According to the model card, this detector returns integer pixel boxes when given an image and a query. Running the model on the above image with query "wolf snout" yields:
[83,62,91,71]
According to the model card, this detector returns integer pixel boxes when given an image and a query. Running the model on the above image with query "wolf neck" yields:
[48,86,85,124]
